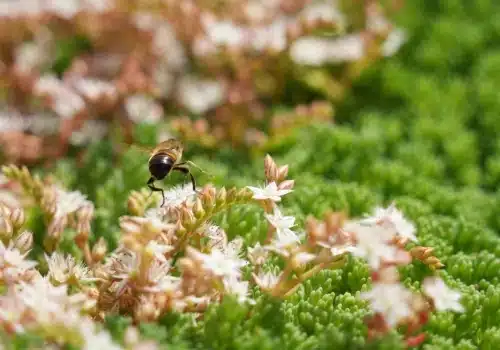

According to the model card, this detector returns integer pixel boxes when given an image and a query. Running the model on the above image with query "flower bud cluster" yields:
[2,164,105,264]
[246,156,350,298]
[96,182,256,320]
[341,204,462,346]
[0,202,25,242]
[127,188,158,217]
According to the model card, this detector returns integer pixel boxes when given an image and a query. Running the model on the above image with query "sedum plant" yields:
[0,154,463,349]
[1,1,500,349]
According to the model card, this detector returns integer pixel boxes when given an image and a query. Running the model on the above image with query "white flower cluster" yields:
[0,111,60,136]
[0,0,114,19]
[45,252,96,285]
[0,240,37,284]
[0,265,123,349]
[422,277,464,312]
[351,204,464,329]
[34,75,86,120]
[124,94,164,125]
[112,183,259,314]
[247,181,315,290]
[53,186,92,218]
[346,202,418,270]
[245,181,464,331]
[0,155,466,344]
[193,236,253,304]
[247,182,293,202]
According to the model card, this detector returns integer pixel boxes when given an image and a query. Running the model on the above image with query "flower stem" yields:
[282,257,347,298]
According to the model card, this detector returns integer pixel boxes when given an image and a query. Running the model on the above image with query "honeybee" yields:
[125,138,205,207]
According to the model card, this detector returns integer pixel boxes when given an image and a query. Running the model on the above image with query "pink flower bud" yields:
[278,180,295,191]
[14,230,33,253]
[0,217,13,239]
[277,165,289,181]
[9,207,25,230]
[92,237,107,262]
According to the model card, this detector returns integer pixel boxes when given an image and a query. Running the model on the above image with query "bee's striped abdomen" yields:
[148,153,175,180]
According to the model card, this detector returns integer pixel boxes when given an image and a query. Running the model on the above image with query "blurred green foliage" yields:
[14,1,500,349]
[51,34,93,76]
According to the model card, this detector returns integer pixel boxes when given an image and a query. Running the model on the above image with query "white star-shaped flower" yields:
[247,243,269,266]
[265,206,296,235]
[330,244,358,257]
[253,271,280,290]
[247,182,293,202]
[53,187,90,218]
[422,277,464,312]
[361,203,417,242]
[289,37,331,66]
[224,237,245,260]
[272,229,301,250]
[291,252,316,267]
[223,277,255,305]
[360,282,414,327]
[45,252,95,285]
[200,250,247,280]
[70,120,109,146]
[0,288,27,334]
[46,0,81,19]
[17,276,70,323]
[204,224,228,251]
[381,28,407,57]
[161,184,197,208]
[0,241,37,283]
[145,241,173,263]
[265,228,302,258]
[103,249,140,296]
[349,224,398,270]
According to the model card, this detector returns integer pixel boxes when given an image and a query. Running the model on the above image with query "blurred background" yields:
[0,0,405,164]
[3,0,500,204]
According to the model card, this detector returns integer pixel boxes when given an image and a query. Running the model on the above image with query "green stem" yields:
[282,257,347,298]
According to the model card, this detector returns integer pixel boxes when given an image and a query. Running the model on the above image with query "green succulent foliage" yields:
[16,1,500,349]
[104,315,133,344]
[50,34,93,76]
[0,331,45,350]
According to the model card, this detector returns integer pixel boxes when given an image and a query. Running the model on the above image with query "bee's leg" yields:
[177,161,211,177]
[173,166,197,192]
[147,177,165,207]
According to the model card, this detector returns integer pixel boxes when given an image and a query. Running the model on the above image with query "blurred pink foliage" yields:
[0,0,406,163]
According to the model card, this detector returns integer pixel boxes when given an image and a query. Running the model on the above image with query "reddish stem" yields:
[405,333,426,348]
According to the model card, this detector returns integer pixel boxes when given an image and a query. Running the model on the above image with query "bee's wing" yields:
[155,139,183,152]
[119,141,154,156]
